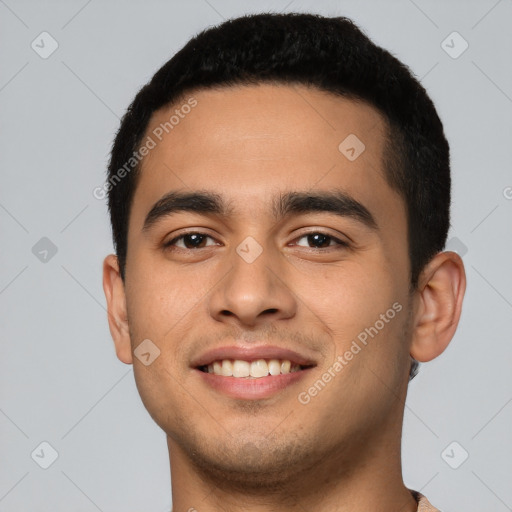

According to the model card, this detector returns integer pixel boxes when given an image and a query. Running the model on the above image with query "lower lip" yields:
[194,368,314,400]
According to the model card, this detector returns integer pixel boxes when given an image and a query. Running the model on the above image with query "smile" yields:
[195,359,315,400]
[198,358,310,378]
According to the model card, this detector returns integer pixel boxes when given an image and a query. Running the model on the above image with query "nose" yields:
[207,241,297,328]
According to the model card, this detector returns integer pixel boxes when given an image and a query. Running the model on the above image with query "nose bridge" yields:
[233,237,275,297]
[207,235,296,326]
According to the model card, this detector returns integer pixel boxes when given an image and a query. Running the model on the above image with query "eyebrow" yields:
[142,189,378,232]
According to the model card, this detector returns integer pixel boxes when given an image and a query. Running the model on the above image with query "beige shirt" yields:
[170,490,441,511]
[412,490,442,511]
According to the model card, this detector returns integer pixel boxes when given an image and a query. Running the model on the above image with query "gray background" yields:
[1,0,511,510]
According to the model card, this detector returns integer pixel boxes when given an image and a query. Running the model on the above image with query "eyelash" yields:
[163,231,350,251]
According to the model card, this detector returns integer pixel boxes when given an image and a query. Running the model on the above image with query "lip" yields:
[194,366,315,400]
[190,345,317,368]
[190,345,317,401]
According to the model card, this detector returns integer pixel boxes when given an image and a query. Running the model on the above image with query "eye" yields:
[293,231,349,250]
[163,230,349,252]
[164,232,218,250]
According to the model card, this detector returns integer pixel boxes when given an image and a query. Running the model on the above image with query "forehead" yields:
[130,83,403,231]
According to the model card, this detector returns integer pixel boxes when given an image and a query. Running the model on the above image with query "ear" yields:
[102,254,133,364]
[410,251,466,362]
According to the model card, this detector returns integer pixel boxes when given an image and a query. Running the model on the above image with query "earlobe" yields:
[410,251,466,362]
[102,254,133,364]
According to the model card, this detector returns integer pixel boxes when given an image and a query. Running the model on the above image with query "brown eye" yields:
[294,232,349,250]
[165,232,217,250]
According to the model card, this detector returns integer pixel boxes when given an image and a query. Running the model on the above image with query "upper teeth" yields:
[206,359,301,378]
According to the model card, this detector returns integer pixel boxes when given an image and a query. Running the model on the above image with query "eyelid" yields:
[164,230,219,249]
[163,229,350,250]
[291,228,351,247]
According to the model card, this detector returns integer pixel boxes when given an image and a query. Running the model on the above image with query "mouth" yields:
[193,349,317,400]
[197,358,315,378]
[191,345,317,399]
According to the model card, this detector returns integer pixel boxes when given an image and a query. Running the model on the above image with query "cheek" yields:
[131,357,186,435]
[125,255,206,341]
[302,257,398,336]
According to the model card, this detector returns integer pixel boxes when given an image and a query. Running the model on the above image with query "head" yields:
[103,12,465,491]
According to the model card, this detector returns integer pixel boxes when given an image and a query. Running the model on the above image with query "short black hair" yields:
[106,12,450,290]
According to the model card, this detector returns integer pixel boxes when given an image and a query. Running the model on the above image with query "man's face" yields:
[122,84,413,481]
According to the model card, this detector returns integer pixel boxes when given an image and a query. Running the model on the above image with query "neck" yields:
[167,422,417,512]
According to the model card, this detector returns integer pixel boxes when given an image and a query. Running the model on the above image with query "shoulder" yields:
[410,489,442,511]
